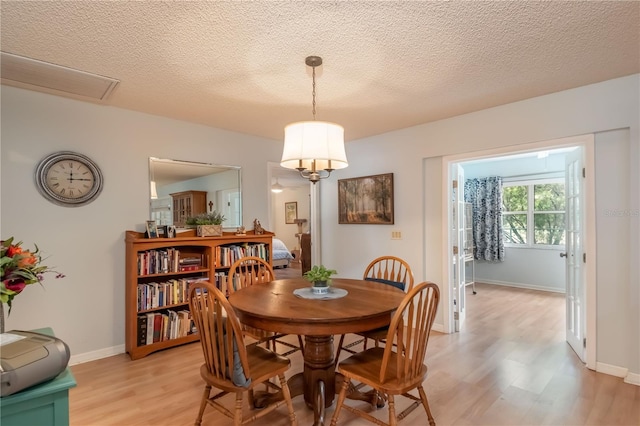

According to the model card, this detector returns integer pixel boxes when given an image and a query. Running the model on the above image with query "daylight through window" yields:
[502,180,565,247]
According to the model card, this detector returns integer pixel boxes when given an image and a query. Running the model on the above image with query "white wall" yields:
[595,128,632,370]
[1,86,283,362]
[320,75,639,378]
[474,248,565,292]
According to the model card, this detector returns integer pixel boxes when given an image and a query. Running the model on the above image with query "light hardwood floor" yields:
[69,281,639,425]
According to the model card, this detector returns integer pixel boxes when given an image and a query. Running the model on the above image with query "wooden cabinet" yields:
[301,233,311,274]
[170,190,207,227]
[125,230,273,360]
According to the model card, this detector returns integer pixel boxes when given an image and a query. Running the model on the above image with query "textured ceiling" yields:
[1,1,638,143]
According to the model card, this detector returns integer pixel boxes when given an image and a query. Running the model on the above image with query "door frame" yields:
[440,133,596,370]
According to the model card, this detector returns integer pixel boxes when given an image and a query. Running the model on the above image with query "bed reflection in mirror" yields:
[149,157,242,229]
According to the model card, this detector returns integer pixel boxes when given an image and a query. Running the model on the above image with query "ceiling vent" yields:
[1,51,119,102]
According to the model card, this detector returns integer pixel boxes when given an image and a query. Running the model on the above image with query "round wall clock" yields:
[35,151,104,207]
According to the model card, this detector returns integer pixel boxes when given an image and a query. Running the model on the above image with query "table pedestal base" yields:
[253,335,383,426]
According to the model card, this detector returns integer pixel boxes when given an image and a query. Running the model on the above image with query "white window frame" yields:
[502,178,565,250]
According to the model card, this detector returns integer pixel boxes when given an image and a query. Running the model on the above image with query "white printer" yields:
[0,330,70,397]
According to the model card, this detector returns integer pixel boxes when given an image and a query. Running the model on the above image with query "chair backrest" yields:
[363,256,415,291]
[189,281,251,386]
[227,256,275,295]
[379,282,439,384]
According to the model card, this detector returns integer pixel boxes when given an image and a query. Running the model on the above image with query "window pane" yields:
[503,213,527,244]
[534,213,565,245]
[534,183,565,211]
[503,186,528,212]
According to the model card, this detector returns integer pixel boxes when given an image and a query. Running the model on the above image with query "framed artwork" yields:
[145,220,159,238]
[285,201,298,224]
[338,173,394,224]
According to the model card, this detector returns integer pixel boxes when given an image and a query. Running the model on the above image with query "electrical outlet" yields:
[391,231,402,240]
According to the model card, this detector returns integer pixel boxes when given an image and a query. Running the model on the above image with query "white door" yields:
[564,149,585,361]
[451,164,466,331]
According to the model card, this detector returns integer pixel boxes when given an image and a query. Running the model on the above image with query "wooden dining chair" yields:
[335,256,415,363]
[188,282,298,426]
[227,256,303,356]
[331,282,440,426]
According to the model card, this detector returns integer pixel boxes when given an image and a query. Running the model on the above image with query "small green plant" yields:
[185,211,226,226]
[303,265,338,286]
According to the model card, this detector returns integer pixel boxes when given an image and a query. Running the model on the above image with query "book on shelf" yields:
[152,314,163,343]
[179,264,201,272]
[145,312,155,345]
[137,315,148,346]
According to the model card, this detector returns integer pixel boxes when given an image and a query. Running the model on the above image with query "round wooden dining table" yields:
[227,277,406,426]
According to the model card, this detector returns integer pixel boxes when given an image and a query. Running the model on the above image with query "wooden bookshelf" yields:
[125,230,273,360]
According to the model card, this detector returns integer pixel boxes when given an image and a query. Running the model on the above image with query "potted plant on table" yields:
[185,211,226,237]
[303,265,338,295]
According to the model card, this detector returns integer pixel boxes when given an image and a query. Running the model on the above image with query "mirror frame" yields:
[149,157,242,229]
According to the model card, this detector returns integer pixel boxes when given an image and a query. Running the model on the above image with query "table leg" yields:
[302,335,335,426]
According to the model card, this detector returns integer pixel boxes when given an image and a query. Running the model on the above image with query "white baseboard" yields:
[69,344,125,366]
[596,362,640,386]
[477,279,565,294]
[624,372,640,386]
[596,361,627,378]
[431,323,445,333]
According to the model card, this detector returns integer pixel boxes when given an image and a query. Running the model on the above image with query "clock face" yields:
[35,151,103,207]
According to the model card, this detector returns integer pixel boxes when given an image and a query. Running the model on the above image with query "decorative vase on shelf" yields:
[1,302,5,333]
[197,224,223,237]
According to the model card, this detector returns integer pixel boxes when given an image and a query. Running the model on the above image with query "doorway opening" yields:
[441,133,596,369]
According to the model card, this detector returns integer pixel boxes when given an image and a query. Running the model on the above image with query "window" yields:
[502,180,565,247]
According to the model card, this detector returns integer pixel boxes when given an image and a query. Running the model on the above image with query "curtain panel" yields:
[464,177,505,262]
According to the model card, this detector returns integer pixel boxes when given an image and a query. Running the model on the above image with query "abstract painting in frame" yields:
[338,173,394,224]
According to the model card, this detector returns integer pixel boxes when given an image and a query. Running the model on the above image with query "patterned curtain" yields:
[464,177,505,262]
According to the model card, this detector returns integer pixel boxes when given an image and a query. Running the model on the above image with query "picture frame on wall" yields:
[285,201,298,224]
[338,173,394,224]
[145,220,159,238]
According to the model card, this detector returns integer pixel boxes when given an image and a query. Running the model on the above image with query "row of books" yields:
[137,277,206,311]
[137,310,195,346]
[137,248,206,275]
[215,243,269,267]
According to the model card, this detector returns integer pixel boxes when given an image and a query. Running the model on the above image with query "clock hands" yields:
[65,169,92,182]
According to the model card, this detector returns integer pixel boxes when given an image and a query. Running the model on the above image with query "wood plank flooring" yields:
[69,282,639,425]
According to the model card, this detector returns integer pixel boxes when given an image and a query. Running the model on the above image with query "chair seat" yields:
[357,326,388,341]
[338,348,428,395]
[200,344,291,391]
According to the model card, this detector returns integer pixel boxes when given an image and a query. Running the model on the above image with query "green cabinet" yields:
[0,328,76,426]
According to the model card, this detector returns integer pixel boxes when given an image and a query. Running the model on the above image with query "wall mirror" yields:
[149,157,242,229]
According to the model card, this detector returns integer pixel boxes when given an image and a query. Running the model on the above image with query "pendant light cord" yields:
[311,65,317,121]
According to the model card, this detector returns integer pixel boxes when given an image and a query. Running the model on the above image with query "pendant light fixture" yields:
[271,178,284,193]
[280,56,348,183]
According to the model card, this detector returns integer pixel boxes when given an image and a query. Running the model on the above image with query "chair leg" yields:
[334,334,346,367]
[330,377,351,426]
[388,394,397,426]
[234,392,243,426]
[278,373,298,425]
[195,385,211,425]
[417,385,436,426]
